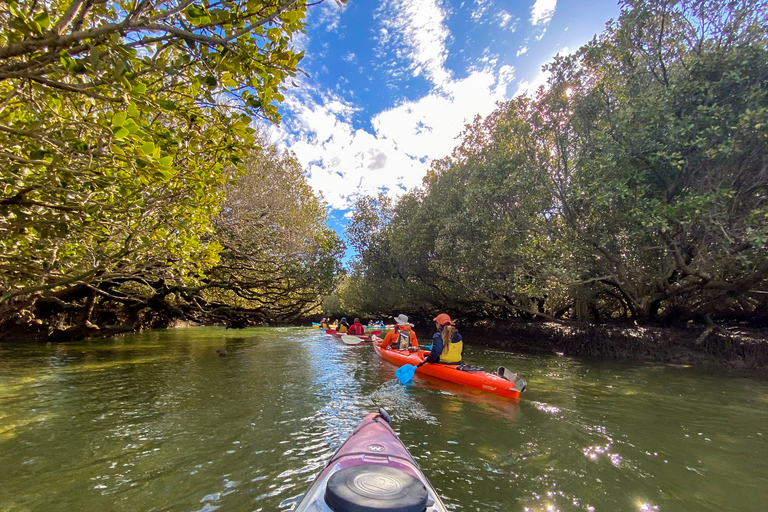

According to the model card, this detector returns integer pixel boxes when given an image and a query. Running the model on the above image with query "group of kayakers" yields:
[375,313,463,366]
[319,312,464,365]
[319,317,366,335]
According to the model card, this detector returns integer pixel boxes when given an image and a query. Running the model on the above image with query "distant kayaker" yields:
[377,314,419,350]
[421,313,463,365]
[338,317,349,333]
[321,318,328,329]
[347,318,365,335]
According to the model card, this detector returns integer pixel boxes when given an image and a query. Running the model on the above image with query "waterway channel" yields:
[1,327,767,511]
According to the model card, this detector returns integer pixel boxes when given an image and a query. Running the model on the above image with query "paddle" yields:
[395,364,417,383]
[341,335,366,345]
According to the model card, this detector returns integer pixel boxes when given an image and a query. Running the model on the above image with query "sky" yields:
[267,0,622,258]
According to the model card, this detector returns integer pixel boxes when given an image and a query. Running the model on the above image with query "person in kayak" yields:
[347,318,365,335]
[337,317,349,333]
[377,314,419,350]
[421,313,463,365]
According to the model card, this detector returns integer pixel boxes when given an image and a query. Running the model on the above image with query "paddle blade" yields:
[341,335,364,345]
[395,364,417,384]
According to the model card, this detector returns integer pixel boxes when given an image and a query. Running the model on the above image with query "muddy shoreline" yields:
[449,320,768,374]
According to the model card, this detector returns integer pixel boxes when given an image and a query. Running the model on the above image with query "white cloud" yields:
[498,10,517,30]
[517,46,528,56]
[374,0,451,88]
[471,0,491,20]
[531,0,557,26]
[274,0,531,211]
[278,67,515,210]
[313,0,345,31]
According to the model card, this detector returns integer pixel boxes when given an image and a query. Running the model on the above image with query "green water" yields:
[1,327,767,511]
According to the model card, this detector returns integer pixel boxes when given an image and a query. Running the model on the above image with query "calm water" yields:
[1,327,767,511]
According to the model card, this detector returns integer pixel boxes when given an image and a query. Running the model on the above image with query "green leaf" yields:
[185,5,206,18]
[112,112,127,127]
[140,141,155,155]
[113,127,130,139]
[159,155,173,166]
[34,12,50,30]
[158,100,177,111]
[154,169,174,181]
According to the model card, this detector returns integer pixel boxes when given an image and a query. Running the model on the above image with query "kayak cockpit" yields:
[294,410,448,512]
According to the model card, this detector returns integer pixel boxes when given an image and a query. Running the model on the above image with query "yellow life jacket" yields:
[338,324,348,333]
[440,339,463,363]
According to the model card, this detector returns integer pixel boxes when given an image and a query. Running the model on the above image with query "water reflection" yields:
[0,328,767,512]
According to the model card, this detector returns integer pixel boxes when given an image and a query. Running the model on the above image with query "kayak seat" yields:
[324,464,428,512]
[456,364,485,372]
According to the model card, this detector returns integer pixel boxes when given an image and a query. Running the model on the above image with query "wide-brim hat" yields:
[393,314,413,326]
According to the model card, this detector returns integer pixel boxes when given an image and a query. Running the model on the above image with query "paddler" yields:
[347,318,365,335]
[376,314,419,350]
[420,313,463,365]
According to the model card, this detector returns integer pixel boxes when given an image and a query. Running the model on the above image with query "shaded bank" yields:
[453,320,768,373]
[5,314,767,374]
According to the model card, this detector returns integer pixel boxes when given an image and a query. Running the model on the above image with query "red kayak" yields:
[374,344,525,399]
[294,410,448,512]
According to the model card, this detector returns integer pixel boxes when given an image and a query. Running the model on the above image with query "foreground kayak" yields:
[374,344,524,399]
[295,410,448,512]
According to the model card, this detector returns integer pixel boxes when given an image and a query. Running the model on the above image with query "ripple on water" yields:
[369,380,439,424]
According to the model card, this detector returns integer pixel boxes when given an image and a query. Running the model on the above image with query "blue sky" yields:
[269,0,621,259]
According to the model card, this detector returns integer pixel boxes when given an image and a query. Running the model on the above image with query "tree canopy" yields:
[0,0,345,339]
[340,0,768,328]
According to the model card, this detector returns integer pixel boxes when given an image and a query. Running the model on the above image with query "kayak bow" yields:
[294,410,448,512]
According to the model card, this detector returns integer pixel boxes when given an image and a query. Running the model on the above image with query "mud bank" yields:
[456,320,768,373]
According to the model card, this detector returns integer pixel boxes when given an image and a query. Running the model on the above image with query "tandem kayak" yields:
[373,344,525,400]
[294,410,448,512]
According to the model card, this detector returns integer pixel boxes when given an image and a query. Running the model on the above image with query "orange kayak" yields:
[373,344,523,399]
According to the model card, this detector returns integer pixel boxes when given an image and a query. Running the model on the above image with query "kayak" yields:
[294,410,448,512]
[374,344,524,399]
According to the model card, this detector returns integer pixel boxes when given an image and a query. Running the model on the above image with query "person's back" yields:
[424,313,463,364]
[348,318,365,336]
[378,314,418,350]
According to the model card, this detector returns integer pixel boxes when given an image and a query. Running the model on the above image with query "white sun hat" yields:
[393,314,413,326]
